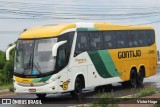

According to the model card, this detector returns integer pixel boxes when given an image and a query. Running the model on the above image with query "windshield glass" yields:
[14,38,57,76]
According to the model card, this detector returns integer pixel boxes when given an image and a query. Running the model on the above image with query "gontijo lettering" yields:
[118,50,141,59]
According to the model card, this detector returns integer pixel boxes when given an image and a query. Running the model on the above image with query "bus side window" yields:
[138,31,147,46]
[146,30,155,46]
[57,36,67,69]
[74,32,89,56]
[89,32,103,50]
[129,31,139,47]
[103,31,115,49]
[128,31,133,47]
[57,49,67,68]
[56,32,74,69]
[133,31,138,47]
[116,31,127,48]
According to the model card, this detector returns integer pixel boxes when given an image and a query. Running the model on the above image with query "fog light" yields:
[52,86,55,90]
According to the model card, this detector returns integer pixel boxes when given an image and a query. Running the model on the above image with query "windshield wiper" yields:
[23,55,33,74]
[33,62,42,74]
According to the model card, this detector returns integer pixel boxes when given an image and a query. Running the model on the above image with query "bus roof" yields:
[19,22,154,39]
[19,23,76,39]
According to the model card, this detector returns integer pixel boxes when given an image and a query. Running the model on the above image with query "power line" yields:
[0,20,160,35]
[1,9,160,19]
[1,11,160,17]
[1,12,160,21]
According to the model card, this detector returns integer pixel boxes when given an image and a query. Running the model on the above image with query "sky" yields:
[0,0,160,51]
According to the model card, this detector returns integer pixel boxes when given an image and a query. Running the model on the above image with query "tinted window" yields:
[116,31,127,48]
[137,31,148,46]
[116,30,155,48]
[56,32,74,69]
[103,31,115,49]
[68,32,75,52]
[128,31,139,47]
[146,30,155,46]
[75,32,89,55]
[74,30,155,56]
[89,32,103,50]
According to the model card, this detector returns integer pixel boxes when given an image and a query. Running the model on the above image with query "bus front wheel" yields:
[70,77,83,98]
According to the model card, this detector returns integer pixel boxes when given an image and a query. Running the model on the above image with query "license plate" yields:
[29,89,36,92]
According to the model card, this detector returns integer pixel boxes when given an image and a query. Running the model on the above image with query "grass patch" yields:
[90,91,118,107]
[89,86,158,107]
[132,86,158,98]
[154,103,160,107]
[0,83,13,91]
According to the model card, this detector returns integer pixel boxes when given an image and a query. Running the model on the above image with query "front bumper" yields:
[14,81,59,94]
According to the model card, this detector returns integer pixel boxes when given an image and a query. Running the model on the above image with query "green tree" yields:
[0,69,5,85]
[0,51,6,69]
[0,42,16,85]
[3,55,14,84]
[4,42,16,84]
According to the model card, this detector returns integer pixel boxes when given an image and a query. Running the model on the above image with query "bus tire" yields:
[122,81,130,87]
[95,84,112,93]
[36,94,47,99]
[94,86,103,93]
[70,77,83,98]
[137,69,144,86]
[129,69,137,88]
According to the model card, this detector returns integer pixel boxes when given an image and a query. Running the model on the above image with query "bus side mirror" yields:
[52,40,67,57]
[6,44,16,60]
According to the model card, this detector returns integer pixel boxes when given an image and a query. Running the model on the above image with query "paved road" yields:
[1,67,160,107]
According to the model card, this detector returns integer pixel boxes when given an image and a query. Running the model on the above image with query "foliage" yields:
[90,91,118,107]
[0,42,16,85]
[0,83,13,90]
[0,51,6,69]
[133,86,157,98]
[9,84,14,92]
[0,70,5,85]
[90,86,158,107]
[3,56,14,83]
[154,103,160,107]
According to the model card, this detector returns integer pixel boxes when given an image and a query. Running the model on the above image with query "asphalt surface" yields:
[0,66,160,107]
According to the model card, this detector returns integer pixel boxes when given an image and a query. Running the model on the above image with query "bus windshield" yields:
[14,38,58,76]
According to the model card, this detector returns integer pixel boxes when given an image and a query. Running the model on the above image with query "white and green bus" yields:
[6,22,157,98]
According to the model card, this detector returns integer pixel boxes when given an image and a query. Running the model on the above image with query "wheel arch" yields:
[130,66,138,78]
[71,73,86,90]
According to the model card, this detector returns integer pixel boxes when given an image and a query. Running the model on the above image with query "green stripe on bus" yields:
[98,50,121,77]
[88,50,121,78]
[32,76,51,82]
[88,51,112,78]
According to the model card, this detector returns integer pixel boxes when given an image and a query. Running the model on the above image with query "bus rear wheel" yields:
[70,77,83,98]
[137,69,144,86]
[129,69,137,88]
[36,94,47,99]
